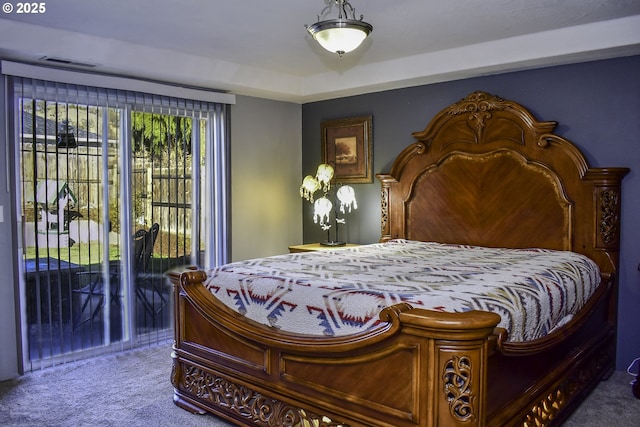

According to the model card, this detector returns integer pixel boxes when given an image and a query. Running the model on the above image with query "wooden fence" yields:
[20,142,195,255]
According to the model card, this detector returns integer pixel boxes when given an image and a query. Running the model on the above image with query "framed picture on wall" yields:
[321,115,373,183]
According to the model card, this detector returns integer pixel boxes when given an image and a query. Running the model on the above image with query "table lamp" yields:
[300,163,357,246]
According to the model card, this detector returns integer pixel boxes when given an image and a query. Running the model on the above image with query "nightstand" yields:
[288,243,360,253]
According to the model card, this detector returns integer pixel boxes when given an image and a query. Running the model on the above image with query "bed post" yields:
[377,173,399,242]
[395,308,501,427]
[167,268,209,415]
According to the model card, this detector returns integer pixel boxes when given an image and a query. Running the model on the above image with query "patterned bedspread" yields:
[204,240,601,342]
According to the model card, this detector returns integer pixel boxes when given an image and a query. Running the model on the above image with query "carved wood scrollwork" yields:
[521,344,612,427]
[170,356,178,389]
[179,363,347,427]
[446,91,507,139]
[443,355,476,422]
[523,389,565,427]
[598,188,621,246]
[380,187,389,236]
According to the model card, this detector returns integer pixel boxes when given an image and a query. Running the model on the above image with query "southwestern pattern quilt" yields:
[204,240,600,342]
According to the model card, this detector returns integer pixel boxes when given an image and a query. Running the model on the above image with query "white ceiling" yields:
[1,0,639,103]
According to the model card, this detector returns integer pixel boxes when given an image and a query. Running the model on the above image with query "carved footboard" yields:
[168,269,502,427]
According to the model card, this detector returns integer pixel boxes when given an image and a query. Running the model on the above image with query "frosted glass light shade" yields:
[313,197,333,228]
[307,19,372,55]
[312,25,369,54]
[315,163,334,191]
[300,175,321,201]
[336,185,357,213]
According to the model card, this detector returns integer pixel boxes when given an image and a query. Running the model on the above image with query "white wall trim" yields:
[0,60,236,105]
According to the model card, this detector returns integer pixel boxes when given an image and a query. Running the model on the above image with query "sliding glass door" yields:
[11,77,227,370]
[18,99,122,361]
[128,110,199,337]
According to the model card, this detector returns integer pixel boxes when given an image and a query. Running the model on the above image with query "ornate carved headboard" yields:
[377,91,629,275]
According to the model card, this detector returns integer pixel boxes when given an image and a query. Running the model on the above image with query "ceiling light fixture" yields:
[306,0,373,57]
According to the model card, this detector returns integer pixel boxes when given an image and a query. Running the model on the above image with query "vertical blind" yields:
[4,63,231,370]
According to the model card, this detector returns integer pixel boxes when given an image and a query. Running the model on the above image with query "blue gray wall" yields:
[302,55,640,370]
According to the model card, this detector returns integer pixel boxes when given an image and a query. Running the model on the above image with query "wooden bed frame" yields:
[168,91,629,427]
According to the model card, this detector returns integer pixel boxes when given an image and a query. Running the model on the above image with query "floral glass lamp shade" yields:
[300,163,357,246]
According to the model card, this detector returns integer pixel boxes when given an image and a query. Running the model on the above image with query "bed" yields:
[167,91,629,427]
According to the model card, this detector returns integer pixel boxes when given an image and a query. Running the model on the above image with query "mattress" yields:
[204,240,601,342]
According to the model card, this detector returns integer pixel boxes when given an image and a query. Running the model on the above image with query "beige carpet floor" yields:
[1,344,639,426]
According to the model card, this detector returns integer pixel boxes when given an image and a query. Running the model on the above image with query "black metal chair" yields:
[73,223,160,328]
[132,223,167,323]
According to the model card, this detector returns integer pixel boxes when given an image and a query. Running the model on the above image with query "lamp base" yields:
[320,241,346,247]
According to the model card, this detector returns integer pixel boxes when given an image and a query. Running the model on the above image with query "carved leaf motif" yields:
[599,189,620,246]
[445,91,508,141]
[523,389,565,426]
[520,346,612,426]
[179,362,348,426]
[443,355,476,422]
[380,188,389,235]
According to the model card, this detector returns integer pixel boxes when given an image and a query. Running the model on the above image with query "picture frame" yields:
[321,115,373,183]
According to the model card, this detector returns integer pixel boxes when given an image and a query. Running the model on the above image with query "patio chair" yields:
[132,223,168,323]
[73,223,160,328]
